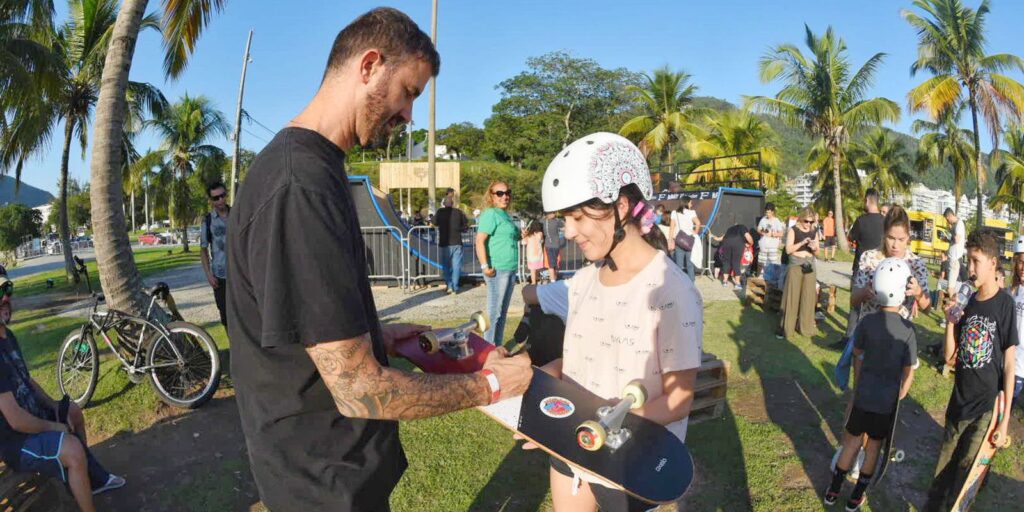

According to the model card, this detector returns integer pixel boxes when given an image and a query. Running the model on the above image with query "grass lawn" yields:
[14,248,201,297]
[6,284,1024,511]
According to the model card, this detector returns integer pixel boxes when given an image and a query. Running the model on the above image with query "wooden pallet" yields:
[0,463,76,512]
[691,353,729,425]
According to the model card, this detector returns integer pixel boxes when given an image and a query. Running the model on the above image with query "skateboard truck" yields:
[576,380,648,452]
[418,311,489,360]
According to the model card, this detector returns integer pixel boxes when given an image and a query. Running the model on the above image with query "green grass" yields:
[14,248,201,297]
[7,288,1024,511]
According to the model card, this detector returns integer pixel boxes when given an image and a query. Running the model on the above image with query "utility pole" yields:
[230,29,254,204]
[427,0,438,215]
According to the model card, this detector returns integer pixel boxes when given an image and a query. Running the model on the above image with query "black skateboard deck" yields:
[874,399,903,483]
[480,368,693,504]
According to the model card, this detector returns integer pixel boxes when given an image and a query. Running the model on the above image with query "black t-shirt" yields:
[227,127,405,511]
[849,213,884,272]
[852,311,917,414]
[723,224,749,248]
[0,331,47,466]
[434,207,467,247]
[949,289,1019,422]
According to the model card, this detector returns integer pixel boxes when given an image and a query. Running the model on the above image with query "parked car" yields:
[138,232,163,245]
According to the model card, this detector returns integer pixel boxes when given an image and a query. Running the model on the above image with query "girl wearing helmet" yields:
[534,133,702,511]
[826,258,917,511]
[1010,236,1024,410]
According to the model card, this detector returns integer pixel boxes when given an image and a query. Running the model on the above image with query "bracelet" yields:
[480,369,500,404]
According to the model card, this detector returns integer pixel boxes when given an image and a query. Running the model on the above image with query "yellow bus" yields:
[907,210,1015,260]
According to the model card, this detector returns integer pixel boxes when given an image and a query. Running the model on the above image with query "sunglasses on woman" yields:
[493,190,512,198]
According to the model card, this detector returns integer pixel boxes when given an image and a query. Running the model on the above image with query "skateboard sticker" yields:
[539,396,576,419]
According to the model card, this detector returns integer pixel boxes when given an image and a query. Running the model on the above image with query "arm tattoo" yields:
[306,337,487,420]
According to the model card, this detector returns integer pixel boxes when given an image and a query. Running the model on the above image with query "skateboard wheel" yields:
[470,311,489,333]
[576,420,606,451]
[622,380,647,409]
[893,450,905,462]
[418,332,440,354]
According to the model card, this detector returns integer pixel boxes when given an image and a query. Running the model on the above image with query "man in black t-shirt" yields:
[434,196,468,294]
[0,267,123,512]
[925,230,1017,511]
[848,188,884,273]
[226,9,531,512]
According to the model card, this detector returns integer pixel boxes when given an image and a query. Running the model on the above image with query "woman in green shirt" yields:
[475,181,521,344]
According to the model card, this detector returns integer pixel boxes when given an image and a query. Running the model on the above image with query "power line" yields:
[248,117,277,136]
[241,128,269,144]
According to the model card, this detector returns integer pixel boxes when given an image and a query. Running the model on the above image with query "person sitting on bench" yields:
[0,265,124,512]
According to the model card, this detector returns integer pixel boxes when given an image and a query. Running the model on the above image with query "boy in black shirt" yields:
[825,258,916,511]
[925,230,1017,511]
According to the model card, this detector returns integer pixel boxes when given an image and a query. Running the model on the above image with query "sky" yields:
[14,0,1024,195]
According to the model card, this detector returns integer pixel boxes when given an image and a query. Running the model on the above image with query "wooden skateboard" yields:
[951,391,1011,511]
[480,369,693,504]
[391,311,496,374]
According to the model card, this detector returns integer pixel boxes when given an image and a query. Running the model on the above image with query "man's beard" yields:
[360,74,400,149]
[0,306,10,326]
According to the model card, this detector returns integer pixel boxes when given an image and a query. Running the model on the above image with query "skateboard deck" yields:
[392,312,495,374]
[480,368,693,504]
[874,398,904,483]
[951,391,1009,511]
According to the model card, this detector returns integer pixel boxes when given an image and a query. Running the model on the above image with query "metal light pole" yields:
[230,29,254,204]
[427,0,438,215]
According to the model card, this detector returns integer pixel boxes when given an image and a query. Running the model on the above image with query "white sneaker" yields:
[93,474,126,495]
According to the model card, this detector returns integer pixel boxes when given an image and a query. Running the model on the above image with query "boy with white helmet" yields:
[826,258,917,511]
[1010,235,1024,411]
[526,132,702,512]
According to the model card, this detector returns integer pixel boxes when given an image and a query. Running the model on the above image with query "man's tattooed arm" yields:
[305,335,490,420]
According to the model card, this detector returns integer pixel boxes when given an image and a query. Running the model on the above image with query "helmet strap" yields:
[603,201,628,272]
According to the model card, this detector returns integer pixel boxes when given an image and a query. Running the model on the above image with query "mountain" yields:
[0,175,54,208]
[689,96,994,196]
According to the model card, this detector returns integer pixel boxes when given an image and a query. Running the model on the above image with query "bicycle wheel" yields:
[57,328,99,407]
[147,321,221,408]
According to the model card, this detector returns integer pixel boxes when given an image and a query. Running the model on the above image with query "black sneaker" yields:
[845,494,865,512]
[824,488,840,506]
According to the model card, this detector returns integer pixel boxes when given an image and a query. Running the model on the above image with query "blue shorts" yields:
[17,431,68,482]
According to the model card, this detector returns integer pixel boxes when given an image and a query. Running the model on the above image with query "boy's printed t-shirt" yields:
[949,289,1019,422]
[852,311,917,415]
[1014,286,1024,379]
[563,252,703,444]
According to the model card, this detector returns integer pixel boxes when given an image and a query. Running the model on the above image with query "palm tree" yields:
[88,0,225,313]
[148,94,227,252]
[125,148,163,231]
[850,129,914,201]
[912,105,976,212]
[990,124,1024,230]
[903,0,1024,228]
[619,67,705,170]
[683,110,781,188]
[1,0,165,282]
[746,25,900,251]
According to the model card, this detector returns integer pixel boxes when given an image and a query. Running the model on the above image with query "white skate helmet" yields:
[541,132,653,213]
[1013,235,1024,254]
[874,257,913,308]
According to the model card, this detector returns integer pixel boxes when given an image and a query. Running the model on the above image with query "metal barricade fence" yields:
[406,225,444,288]
[361,226,406,287]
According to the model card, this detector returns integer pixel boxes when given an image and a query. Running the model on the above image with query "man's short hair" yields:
[207,182,226,197]
[323,7,440,80]
[764,202,775,212]
[966,229,1000,260]
[864,188,879,204]
[943,207,955,217]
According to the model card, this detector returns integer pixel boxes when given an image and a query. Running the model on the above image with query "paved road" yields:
[7,248,96,279]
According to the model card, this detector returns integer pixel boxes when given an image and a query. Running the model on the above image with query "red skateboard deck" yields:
[392,312,495,374]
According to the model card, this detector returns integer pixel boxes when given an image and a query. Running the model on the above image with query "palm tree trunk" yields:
[969,88,984,230]
[88,0,150,314]
[832,146,850,252]
[59,121,80,284]
[130,191,135,231]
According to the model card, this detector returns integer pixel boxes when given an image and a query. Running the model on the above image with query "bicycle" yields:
[57,256,221,409]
